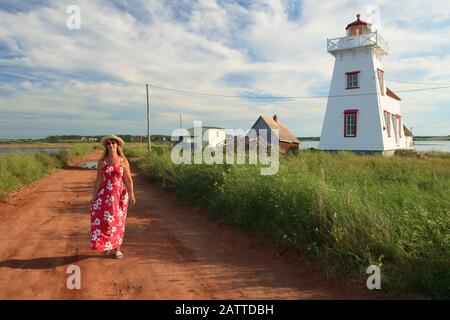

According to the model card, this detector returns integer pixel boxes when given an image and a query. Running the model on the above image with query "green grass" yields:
[138,149,450,298]
[0,143,95,199]
[123,142,172,158]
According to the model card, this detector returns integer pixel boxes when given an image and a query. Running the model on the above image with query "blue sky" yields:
[0,0,449,139]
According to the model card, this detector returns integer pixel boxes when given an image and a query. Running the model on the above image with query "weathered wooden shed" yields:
[250,114,300,152]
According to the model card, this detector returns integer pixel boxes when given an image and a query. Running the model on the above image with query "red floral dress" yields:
[89,157,128,252]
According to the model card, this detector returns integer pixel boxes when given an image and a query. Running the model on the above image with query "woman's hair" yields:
[102,140,127,160]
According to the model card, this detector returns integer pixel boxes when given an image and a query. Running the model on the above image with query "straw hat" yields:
[101,134,124,147]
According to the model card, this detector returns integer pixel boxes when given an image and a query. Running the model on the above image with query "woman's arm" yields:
[123,158,136,205]
[91,160,104,203]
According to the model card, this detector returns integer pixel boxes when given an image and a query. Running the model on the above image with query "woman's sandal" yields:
[115,250,123,259]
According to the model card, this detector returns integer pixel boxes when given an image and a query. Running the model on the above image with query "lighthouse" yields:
[319,14,406,155]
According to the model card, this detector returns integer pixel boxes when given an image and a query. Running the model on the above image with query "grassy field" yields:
[0,143,96,199]
[138,149,450,298]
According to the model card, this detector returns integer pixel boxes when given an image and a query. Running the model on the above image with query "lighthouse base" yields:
[319,149,399,157]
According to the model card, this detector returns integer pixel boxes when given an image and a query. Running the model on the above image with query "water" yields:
[299,141,320,150]
[0,148,68,154]
[413,141,450,153]
[298,140,450,153]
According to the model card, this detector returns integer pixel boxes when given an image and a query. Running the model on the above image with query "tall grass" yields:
[0,143,95,199]
[139,150,450,298]
[123,142,172,159]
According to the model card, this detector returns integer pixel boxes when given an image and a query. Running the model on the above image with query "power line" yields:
[386,79,450,86]
[394,86,450,93]
[150,84,298,99]
[149,86,184,131]
[149,86,179,116]
[149,83,450,100]
[413,117,450,129]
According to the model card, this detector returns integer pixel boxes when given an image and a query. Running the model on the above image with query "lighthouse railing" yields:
[327,31,388,54]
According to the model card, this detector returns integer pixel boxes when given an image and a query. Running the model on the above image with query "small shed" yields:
[250,114,300,152]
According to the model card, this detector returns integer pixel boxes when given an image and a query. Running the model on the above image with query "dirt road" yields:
[0,150,383,299]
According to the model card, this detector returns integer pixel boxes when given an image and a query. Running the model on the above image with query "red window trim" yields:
[344,109,358,137]
[346,71,360,89]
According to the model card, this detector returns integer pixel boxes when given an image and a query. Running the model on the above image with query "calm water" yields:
[299,141,450,153]
[0,148,68,154]
[414,141,450,153]
[299,141,320,150]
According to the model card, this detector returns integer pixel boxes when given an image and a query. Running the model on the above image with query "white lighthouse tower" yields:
[319,14,406,155]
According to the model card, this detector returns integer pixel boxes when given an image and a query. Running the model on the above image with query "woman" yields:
[89,134,136,259]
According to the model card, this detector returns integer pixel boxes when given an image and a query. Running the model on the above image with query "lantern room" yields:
[346,14,372,36]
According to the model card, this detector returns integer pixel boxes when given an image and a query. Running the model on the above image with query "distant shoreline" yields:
[412,136,450,141]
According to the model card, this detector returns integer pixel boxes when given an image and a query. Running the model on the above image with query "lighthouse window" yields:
[346,71,360,89]
[344,110,358,137]
[384,111,391,137]
[377,69,385,95]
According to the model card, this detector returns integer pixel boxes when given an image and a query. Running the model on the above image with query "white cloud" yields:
[0,0,449,138]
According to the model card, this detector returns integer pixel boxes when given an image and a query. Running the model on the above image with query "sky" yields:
[0,0,449,139]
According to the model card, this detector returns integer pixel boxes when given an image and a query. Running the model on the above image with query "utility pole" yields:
[146,84,151,151]
[179,114,182,130]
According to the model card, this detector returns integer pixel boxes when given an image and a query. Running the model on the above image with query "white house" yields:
[183,126,227,149]
[319,14,407,156]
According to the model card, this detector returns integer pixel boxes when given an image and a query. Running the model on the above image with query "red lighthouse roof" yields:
[346,14,371,30]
